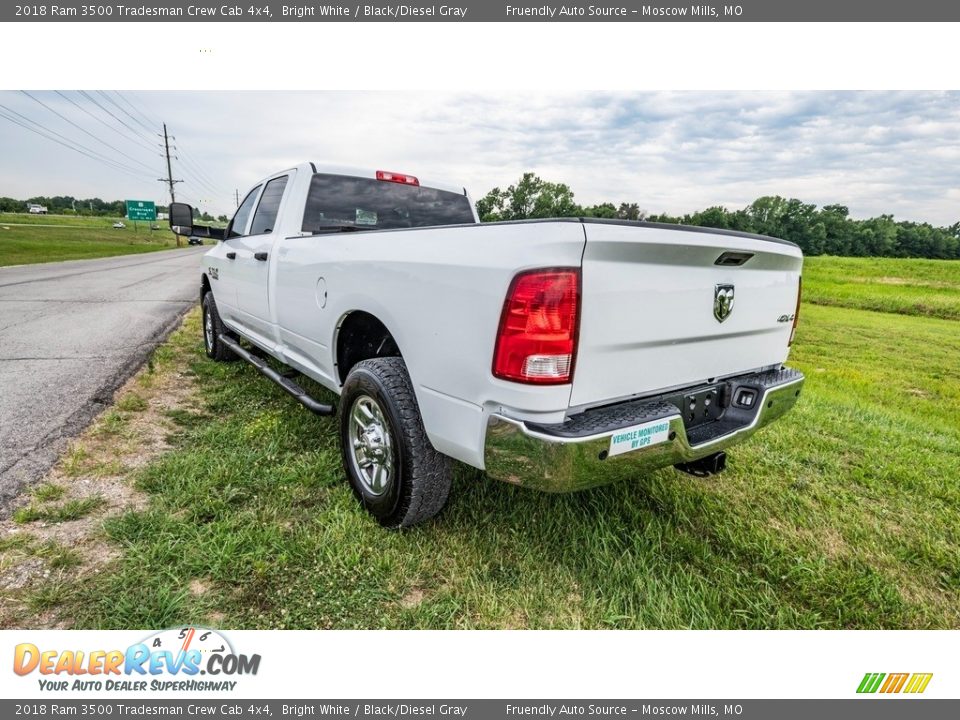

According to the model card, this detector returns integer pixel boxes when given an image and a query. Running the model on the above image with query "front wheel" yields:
[338,357,452,528]
[201,292,237,362]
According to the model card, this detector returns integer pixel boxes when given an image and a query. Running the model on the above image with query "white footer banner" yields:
[0,629,955,699]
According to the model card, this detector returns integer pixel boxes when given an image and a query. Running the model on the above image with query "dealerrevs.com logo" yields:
[857,672,933,694]
[13,627,261,692]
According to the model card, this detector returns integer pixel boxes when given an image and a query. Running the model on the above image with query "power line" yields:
[168,134,229,203]
[94,90,158,147]
[20,91,158,174]
[106,91,157,135]
[114,91,161,131]
[173,151,223,198]
[0,102,157,180]
[177,174,220,201]
[174,145,224,194]
[178,191,204,207]
[108,93,227,211]
[0,105,157,185]
[172,146,219,190]
[78,90,158,150]
[56,91,159,155]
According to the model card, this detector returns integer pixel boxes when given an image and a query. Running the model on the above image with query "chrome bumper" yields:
[483,367,804,492]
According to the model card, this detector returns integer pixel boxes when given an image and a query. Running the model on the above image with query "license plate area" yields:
[671,384,726,429]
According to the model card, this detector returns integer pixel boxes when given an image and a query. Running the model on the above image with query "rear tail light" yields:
[376,170,419,186]
[492,268,580,385]
[789,276,802,346]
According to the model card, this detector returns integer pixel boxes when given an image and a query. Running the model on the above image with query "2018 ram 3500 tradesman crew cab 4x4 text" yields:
[169,163,804,528]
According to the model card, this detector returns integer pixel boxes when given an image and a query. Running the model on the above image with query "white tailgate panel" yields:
[570,223,803,408]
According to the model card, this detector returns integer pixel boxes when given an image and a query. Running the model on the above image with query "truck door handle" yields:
[254,252,269,262]
[225,252,236,260]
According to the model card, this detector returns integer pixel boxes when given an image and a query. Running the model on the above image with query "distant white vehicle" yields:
[112,222,126,229]
[27,203,47,214]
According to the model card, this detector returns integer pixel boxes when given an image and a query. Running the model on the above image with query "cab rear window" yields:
[301,173,475,233]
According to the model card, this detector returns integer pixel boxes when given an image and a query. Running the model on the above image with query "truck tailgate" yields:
[570,221,803,409]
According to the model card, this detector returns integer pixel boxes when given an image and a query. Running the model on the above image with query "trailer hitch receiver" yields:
[674,451,727,477]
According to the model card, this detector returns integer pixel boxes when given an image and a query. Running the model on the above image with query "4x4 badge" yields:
[714,284,735,322]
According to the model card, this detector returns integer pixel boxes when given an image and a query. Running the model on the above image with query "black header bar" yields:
[5,0,960,22]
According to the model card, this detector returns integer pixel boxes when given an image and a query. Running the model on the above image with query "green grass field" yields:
[804,255,960,320]
[9,256,960,629]
[0,213,180,266]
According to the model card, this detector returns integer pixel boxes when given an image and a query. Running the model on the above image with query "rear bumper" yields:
[483,367,804,492]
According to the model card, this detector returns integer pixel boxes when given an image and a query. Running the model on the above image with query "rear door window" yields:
[250,175,289,235]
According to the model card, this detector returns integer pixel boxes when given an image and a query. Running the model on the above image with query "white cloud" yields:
[0,90,958,225]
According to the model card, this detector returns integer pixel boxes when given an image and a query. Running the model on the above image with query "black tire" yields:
[338,357,452,528]
[201,292,238,362]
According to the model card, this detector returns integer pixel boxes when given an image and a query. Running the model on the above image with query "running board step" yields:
[218,334,335,416]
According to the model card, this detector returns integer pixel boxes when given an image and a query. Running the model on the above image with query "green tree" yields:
[476,173,581,221]
[582,202,618,218]
[688,206,734,230]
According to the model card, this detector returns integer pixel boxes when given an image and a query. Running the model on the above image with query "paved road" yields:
[0,247,206,511]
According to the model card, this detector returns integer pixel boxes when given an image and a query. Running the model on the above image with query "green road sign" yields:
[125,200,157,221]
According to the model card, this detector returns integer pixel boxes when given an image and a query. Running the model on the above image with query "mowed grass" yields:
[40,258,960,629]
[804,255,960,319]
[0,212,180,266]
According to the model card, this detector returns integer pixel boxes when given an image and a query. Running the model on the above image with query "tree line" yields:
[0,196,228,223]
[0,195,126,216]
[6,180,958,259]
[477,173,960,260]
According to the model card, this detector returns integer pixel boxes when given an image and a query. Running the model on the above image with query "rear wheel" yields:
[338,357,452,528]
[201,292,237,362]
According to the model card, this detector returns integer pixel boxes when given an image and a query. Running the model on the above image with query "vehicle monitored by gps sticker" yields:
[169,163,805,528]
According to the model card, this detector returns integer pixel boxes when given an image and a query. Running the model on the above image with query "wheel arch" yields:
[334,310,403,386]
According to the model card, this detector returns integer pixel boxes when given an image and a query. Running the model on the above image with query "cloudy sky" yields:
[1,90,958,224]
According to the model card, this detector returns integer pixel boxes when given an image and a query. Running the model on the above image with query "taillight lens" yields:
[789,276,802,346]
[492,268,580,385]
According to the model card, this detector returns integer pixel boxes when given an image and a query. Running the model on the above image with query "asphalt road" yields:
[0,247,206,511]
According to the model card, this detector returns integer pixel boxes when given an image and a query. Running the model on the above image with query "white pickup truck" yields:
[169,163,804,528]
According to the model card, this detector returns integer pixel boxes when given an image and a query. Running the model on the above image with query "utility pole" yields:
[158,122,183,246]
[235,189,240,208]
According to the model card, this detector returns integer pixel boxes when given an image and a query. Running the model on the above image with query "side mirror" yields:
[169,202,194,236]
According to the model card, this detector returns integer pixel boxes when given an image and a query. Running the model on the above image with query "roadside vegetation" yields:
[1,256,958,629]
[0,212,182,266]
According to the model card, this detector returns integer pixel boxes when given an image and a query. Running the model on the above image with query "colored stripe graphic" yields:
[857,672,932,694]
[904,673,934,694]
[857,673,885,693]
[880,673,909,693]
